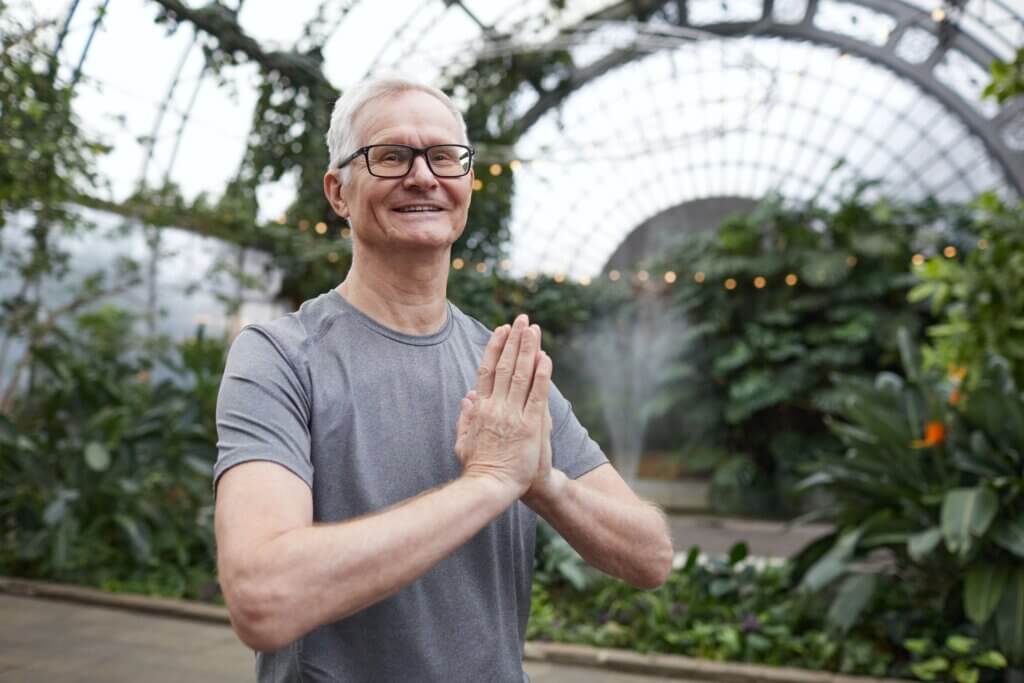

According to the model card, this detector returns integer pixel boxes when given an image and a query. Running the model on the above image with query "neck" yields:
[336,242,451,335]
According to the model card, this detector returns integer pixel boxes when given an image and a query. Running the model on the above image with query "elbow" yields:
[221,563,296,652]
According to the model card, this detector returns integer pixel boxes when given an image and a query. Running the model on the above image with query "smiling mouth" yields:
[394,206,443,213]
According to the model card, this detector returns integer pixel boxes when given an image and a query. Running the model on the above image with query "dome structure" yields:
[31,0,1024,278]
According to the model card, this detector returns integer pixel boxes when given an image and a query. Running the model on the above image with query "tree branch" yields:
[149,0,333,90]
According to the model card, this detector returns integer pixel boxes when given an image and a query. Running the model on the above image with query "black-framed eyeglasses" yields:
[337,144,474,178]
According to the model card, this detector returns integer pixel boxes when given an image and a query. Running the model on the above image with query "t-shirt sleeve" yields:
[548,381,609,480]
[213,325,313,492]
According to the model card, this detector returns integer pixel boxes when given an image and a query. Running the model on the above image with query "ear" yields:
[323,170,350,219]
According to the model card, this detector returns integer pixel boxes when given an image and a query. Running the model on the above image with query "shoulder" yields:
[448,302,493,349]
[229,291,349,369]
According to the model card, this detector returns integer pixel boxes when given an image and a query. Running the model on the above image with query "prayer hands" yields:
[455,315,564,503]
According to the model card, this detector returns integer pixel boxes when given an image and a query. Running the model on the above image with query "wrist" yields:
[459,470,524,508]
[523,468,568,510]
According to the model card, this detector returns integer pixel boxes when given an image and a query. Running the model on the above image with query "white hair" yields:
[325,74,469,180]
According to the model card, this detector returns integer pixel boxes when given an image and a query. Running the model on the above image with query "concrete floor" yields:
[0,594,693,682]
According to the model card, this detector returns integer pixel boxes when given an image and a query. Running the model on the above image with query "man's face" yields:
[331,90,473,252]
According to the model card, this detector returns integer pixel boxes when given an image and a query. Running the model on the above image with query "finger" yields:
[530,324,543,363]
[524,351,553,417]
[492,314,528,399]
[475,325,510,397]
[508,317,540,408]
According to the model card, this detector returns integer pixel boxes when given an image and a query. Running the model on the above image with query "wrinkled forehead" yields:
[351,90,465,147]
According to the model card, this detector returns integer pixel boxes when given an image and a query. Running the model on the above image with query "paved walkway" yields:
[0,594,691,682]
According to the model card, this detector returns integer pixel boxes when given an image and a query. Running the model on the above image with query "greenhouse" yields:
[2,0,1023,681]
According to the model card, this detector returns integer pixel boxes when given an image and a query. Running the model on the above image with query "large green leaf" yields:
[964,564,1010,625]
[992,514,1024,559]
[908,527,943,562]
[995,567,1024,665]
[114,514,153,564]
[801,525,866,592]
[827,573,877,634]
[942,488,999,558]
[83,441,111,472]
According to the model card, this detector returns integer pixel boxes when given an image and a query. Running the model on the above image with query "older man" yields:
[213,76,673,683]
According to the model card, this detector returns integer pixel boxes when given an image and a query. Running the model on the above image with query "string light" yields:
[327,252,339,263]
[978,239,989,250]
[453,257,465,270]
[315,222,327,235]
[276,214,287,225]
[943,245,957,258]
[664,271,677,283]
[609,270,621,281]
[753,276,766,289]
[579,275,592,286]
[341,227,351,239]
[725,278,737,290]
[500,259,511,271]
[553,272,565,283]
[637,270,649,282]
[472,179,483,191]
[785,273,798,286]
[912,253,925,266]
[846,255,857,267]
[475,262,487,273]
[932,7,946,21]
[489,163,502,176]
[694,271,706,284]
[509,160,522,172]
[299,219,310,231]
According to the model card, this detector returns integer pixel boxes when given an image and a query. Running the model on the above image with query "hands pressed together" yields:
[453,314,567,506]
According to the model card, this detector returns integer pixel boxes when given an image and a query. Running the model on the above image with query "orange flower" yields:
[912,421,946,448]
[947,364,967,384]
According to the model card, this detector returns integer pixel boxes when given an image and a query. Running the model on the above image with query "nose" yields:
[403,153,438,189]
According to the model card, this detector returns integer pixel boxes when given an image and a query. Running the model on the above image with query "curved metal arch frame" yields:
[538,122,938,274]
[487,0,1024,195]
[519,155,846,278]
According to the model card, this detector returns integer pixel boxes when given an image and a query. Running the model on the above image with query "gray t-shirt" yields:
[214,289,608,683]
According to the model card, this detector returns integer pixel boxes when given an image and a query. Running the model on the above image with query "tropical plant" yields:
[904,634,1007,683]
[649,187,952,515]
[910,192,1024,389]
[528,541,999,679]
[794,330,1024,670]
[0,307,226,600]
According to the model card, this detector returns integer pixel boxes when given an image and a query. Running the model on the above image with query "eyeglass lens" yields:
[367,145,471,177]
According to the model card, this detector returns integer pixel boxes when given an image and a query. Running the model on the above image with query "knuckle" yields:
[476,365,491,379]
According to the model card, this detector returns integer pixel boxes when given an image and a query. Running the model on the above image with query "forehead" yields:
[353,90,463,145]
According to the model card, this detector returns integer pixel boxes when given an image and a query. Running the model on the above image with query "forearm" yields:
[225,474,515,650]
[528,470,673,589]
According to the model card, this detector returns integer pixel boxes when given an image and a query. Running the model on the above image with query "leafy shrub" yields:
[794,332,1024,667]
[0,307,226,600]
[649,188,955,515]
[529,542,1003,679]
[910,192,1024,389]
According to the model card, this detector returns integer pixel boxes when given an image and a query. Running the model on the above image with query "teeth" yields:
[396,206,441,212]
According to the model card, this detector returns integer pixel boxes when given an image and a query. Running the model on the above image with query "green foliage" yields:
[910,192,1024,389]
[904,635,1007,683]
[0,308,226,601]
[651,188,944,515]
[528,542,1001,678]
[0,6,107,219]
[794,342,1024,664]
[983,48,1024,104]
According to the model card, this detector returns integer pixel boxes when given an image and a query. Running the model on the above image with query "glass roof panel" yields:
[14,0,1024,279]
